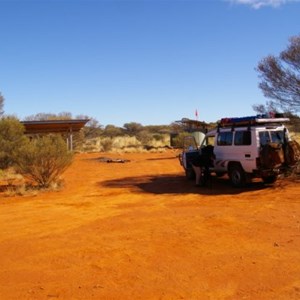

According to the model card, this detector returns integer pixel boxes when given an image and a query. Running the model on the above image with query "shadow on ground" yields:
[145,156,180,161]
[100,174,268,196]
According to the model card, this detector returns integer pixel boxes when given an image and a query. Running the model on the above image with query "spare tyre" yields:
[260,143,284,169]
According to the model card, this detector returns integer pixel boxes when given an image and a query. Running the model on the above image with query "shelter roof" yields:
[175,118,208,131]
[21,119,89,134]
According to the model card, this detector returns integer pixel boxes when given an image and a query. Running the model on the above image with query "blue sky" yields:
[0,0,299,126]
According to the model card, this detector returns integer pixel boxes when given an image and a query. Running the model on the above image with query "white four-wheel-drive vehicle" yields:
[179,115,300,187]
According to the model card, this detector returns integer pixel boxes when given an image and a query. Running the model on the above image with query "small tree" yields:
[80,117,103,139]
[257,34,300,113]
[0,116,27,169]
[15,135,73,188]
[136,130,152,145]
[123,122,143,136]
[25,111,73,121]
[252,102,278,116]
[103,124,123,138]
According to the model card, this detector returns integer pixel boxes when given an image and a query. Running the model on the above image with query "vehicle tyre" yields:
[262,175,277,184]
[229,163,246,187]
[185,168,195,180]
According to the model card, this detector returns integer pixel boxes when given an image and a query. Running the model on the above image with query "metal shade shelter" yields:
[21,119,89,151]
[175,118,208,132]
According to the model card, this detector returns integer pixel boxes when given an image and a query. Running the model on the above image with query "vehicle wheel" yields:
[262,175,277,184]
[185,168,195,180]
[229,164,246,187]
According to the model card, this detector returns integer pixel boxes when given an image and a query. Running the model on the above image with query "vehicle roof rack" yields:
[218,115,290,128]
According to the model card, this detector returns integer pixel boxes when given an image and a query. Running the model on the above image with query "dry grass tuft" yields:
[83,135,171,153]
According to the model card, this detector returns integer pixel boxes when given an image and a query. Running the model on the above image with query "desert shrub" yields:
[101,138,113,152]
[112,136,141,149]
[102,124,124,137]
[85,135,170,153]
[292,132,300,144]
[147,134,170,148]
[0,168,25,194]
[0,116,27,169]
[82,139,98,152]
[152,133,165,141]
[291,162,300,177]
[15,135,73,188]
[136,130,152,145]
[172,132,191,148]
[283,162,300,181]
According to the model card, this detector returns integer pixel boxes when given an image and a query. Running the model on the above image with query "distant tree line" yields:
[23,111,188,149]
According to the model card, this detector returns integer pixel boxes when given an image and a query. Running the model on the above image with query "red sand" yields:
[1,150,300,299]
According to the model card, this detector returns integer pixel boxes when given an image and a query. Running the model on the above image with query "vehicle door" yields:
[232,129,254,173]
[180,136,199,170]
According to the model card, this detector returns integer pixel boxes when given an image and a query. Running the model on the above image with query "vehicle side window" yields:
[259,131,270,146]
[217,132,233,146]
[234,131,251,145]
[271,131,284,144]
[259,130,285,146]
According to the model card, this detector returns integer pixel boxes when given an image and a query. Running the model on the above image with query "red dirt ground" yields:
[0,150,300,300]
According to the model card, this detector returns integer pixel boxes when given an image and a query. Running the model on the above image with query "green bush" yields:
[172,132,191,148]
[100,138,113,152]
[0,116,27,169]
[15,135,73,188]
